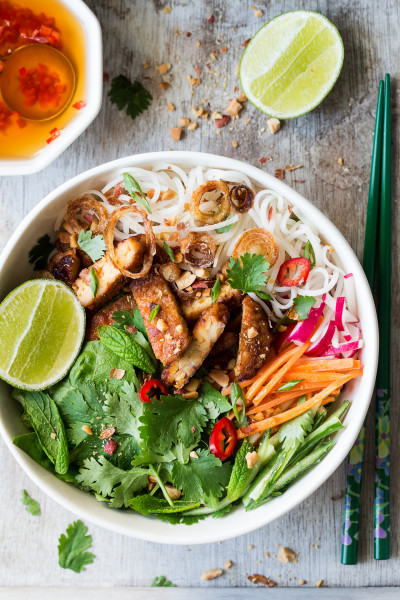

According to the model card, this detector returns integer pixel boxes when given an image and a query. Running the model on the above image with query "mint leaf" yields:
[139,395,208,462]
[108,75,152,121]
[149,304,160,322]
[21,489,41,515]
[89,267,98,298]
[163,241,175,262]
[227,253,270,295]
[76,456,148,508]
[28,234,54,271]
[123,172,152,213]
[58,520,95,573]
[277,379,304,392]
[77,230,106,262]
[151,576,177,587]
[130,495,200,515]
[167,449,231,508]
[13,389,69,475]
[292,295,316,320]
[211,278,221,303]
[98,325,155,373]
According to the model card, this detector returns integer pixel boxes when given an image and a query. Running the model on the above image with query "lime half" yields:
[240,10,344,119]
[0,279,85,390]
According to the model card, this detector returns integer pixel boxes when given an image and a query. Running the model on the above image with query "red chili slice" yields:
[209,417,237,461]
[139,379,169,403]
[277,257,310,287]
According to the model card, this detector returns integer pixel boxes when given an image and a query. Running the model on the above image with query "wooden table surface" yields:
[0,0,398,594]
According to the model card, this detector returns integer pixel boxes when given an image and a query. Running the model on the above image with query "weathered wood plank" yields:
[0,0,399,589]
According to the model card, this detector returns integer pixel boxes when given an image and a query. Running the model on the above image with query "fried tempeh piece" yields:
[86,294,136,341]
[162,303,230,388]
[181,282,242,323]
[235,295,274,381]
[73,237,144,310]
[130,269,191,365]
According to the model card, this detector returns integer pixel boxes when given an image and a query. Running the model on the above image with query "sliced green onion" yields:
[277,379,304,392]
[123,172,152,213]
[149,304,161,322]
[211,278,221,303]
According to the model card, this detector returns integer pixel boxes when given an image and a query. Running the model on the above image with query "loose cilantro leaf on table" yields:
[109,75,152,121]
[98,325,155,373]
[151,576,177,587]
[28,234,54,271]
[138,395,208,463]
[21,489,41,515]
[12,389,69,475]
[292,295,316,320]
[58,520,95,573]
[227,253,270,296]
[76,456,149,508]
[77,230,106,262]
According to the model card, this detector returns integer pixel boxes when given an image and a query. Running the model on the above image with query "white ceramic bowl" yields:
[0,0,102,176]
[0,151,378,544]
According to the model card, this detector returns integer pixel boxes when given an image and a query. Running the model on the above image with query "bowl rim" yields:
[0,151,378,544]
[0,0,103,176]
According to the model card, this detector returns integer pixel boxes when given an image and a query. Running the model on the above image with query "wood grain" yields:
[0,0,399,590]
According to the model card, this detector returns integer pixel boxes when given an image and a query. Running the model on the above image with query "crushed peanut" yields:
[99,426,115,440]
[185,378,201,392]
[209,369,230,388]
[156,318,168,332]
[338,156,344,165]
[110,368,125,380]
[201,569,223,581]
[267,117,281,134]
[148,475,157,483]
[163,5,171,14]
[246,451,259,468]
[316,580,324,588]
[81,425,93,435]
[170,127,182,141]
[232,140,238,148]
[178,117,191,127]
[238,92,247,102]
[174,250,183,263]
[190,451,199,459]
[160,81,170,91]
[226,98,243,116]
[299,579,307,585]
[188,121,198,130]
[167,102,175,112]
[196,40,201,48]
[165,485,182,500]
[175,271,197,290]
[143,61,149,69]
[227,358,236,370]
[247,327,258,338]
[278,546,297,563]
[50,432,56,440]
[224,560,232,569]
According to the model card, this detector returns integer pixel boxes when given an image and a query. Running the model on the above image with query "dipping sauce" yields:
[0,0,86,159]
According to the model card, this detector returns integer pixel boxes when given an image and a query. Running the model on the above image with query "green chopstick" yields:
[340,80,384,565]
[374,73,391,560]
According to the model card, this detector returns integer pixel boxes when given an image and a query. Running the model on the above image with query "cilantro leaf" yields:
[28,234,55,271]
[76,456,149,508]
[58,520,95,573]
[197,381,232,420]
[132,307,148,336]
[123,173,152,213]
[163,241,175,262]
[211,278,221,303]
[166,449,231,508]
[112,309,136,329]
[151,576,177,587]
[21,489,41,515]
[292,295,316,320]
[278,403,314,451]
[98,325,155,373]
[130,495,200,515]
[108,75,152,121]
[227,253,270,295]
[104,381,143,445]
[277,379,304,392]
[77,230,107,262]
[138,395,208,463]
[89,267,98,298]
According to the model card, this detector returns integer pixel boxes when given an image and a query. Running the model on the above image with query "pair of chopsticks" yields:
[341,75,392,564]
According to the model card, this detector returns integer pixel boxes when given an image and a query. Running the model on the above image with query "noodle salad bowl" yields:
[0,151,378,544]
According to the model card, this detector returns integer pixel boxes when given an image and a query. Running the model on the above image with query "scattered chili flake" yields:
[72,100,86,110]
[221,47,227,52]
[274,169,285,180]
[99,426,115,439]
[258,156,271,165]
[215,114,231,128]
[104,440,118,455]
[46,126,60,144]
[207,14,215,23]
[0,2,62,54]
[186,31,192,37]
[248,574,277,587]
[242,39,251,47]
[19,64,66,110]
[103,72,110,82]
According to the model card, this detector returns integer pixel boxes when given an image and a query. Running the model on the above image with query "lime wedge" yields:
[240,10,344,119]
[0,279,85,390]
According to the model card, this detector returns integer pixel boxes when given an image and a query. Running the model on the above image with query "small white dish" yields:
[0,151,378,544]
[0,0,102,176]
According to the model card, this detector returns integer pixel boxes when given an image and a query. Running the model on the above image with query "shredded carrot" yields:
[238,372,359,438]
[243,343,298,399]
[292,358,361,371]
[250,342,312,405]
[280,368,363,383]
[247,385,326,414]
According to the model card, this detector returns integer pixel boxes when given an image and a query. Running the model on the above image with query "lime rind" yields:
[0,279,85,391]
[240,10,344,119]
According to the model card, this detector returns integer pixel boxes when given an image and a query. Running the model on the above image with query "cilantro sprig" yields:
[77,230,106,261]
[21,489,40,515]
[58,520,95,573]
[108,75,152,121]
[226,253,270,297]
[152,576,177,587]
